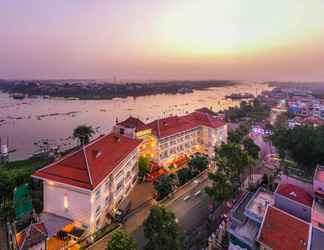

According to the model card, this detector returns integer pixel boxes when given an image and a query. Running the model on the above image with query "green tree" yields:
[270,125,324,174]
[73,125,95,145]
[138,156,150,181]
[205,171,234,202]
[153,174,176,200]
[243,138,260,160]
[144,206,183,250]
[216,143,249,187]
[188,154,209,173]
[228,131,242,144]
[106,229,137,250]
[177,168,195,186]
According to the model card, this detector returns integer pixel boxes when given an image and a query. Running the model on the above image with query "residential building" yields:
[227,165,324,250]
[274,183,313,222]
[32,133,142,239]
[309,226,324,250]
[228,188,274,250]
[257,206,310,250]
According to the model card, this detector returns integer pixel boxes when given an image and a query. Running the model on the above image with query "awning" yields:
[40,212,73,237]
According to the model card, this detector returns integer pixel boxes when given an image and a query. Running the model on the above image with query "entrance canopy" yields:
[40,212,73,237]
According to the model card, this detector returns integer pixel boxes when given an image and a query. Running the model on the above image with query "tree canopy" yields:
[243,138,260,160]
[188,154,209,173]
[73,125,95,145]
[177,167,195,186]
[153,174,176,200]
[205,171,234,202]
[270,125,324,173]
[106,229,137,250]
[225,99,270,122]
[216,143,249,186]
[144,206,183,250]
[138,156,150,181]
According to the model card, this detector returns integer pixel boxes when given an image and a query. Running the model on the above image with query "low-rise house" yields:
[309,226,324,250]
[274,183,313,222]
[32,133,142,239]
[257,206,310,250]
[312,165,324,229]
[228,188,274,250]
[227,165,324,250]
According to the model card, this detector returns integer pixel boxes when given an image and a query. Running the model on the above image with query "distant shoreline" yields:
[0,80,239,100]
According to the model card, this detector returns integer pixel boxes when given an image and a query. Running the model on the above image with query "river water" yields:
[0,83,271,160]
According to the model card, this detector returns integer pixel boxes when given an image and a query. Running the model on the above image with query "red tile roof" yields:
[148,111,225,139]
[258,206,309,250]
[195,107,218,116]
[117,116,150,132]
[184,111,225,129]
[276,184,313,207]
[148,116,198,139]
[33,133,142,190]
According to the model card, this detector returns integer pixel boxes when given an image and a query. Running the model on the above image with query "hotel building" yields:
[114,108,228,167]
[32,133,142,238]
[29,108,227,248]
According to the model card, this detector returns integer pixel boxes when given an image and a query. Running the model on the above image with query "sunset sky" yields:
[1,0,324,81]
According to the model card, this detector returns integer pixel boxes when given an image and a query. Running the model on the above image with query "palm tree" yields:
[73,125,95,145]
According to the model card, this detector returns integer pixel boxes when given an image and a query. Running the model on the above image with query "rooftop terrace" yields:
[231,192,254,224]
[245,188,274,223]
[229,219,259,248]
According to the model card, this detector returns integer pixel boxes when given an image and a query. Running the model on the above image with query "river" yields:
[0,83,271,160]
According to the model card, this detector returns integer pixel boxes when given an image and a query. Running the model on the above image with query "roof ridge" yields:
[33,134,109,175]
[82,146,93,186]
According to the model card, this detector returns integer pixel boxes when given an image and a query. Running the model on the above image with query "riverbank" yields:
[0,79,238,100]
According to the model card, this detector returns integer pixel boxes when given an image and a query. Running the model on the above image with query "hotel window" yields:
[105,181,112,191]
[115,169,124,179]
[126,171,131,179]
[132,163,137,173]
[105,194,113,206]
[96,205,101,216]
[132,175,137,184]
[95,189,101,200]
[116,180,124,192]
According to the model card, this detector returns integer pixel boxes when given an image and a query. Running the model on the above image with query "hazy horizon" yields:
[1,0,324,81]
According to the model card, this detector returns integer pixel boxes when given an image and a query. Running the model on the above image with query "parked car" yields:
[115,198,132,222]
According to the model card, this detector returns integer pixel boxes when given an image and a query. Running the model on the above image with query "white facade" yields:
[43,181,91,229]
[42,148,140,234]
[90,150,138,232]
[157,124,228,165]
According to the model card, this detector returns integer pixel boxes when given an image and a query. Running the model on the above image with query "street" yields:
[128,174,212,250]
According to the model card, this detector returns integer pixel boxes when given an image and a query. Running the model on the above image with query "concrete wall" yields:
[274,193,311,222]
[43,182,91,227]
[313,179,324,193]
